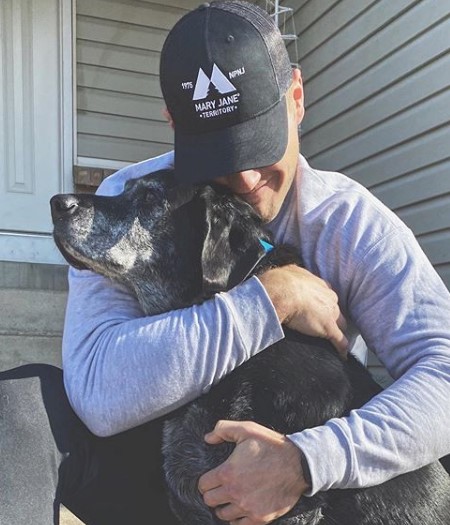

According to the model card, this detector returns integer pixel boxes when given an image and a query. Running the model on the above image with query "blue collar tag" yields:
[239,239,275,284]
[259,239,274,253]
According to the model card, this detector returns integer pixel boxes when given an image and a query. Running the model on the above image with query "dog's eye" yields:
[143,191,154,203]
[141,189,162,208]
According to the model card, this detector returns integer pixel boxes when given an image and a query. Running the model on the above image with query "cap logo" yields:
[193,64,236,100]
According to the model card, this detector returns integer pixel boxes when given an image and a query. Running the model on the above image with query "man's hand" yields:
[198,420,309,525]
[258,265,348,356]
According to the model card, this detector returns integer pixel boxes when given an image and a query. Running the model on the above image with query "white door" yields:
[0,0,72,264]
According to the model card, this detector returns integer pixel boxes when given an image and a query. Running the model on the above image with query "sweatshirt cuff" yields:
[287,423,352,495]
[221,276,284,357]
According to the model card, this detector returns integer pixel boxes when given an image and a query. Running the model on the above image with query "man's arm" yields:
[63,263,345,437]
[63,270,282,436]
[198,226,450,524]
[292,227,450,493]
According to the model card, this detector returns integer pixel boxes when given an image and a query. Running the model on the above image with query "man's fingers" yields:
[200,420,248,496]
[261,265,350,357]
[203,431,226,445]
[202,485,230,507]
[199,421,308,525]
[329,329,349,359]
[215,503,245,522]
[325,309,348,358]
[230,519,257,525]
[327,311,348,357]
[204,419,248,445]
[198,466,221,496]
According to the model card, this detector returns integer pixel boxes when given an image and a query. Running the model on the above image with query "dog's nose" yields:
[50,194,79,221]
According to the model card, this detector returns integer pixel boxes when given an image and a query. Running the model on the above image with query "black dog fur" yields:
[51,170,450,524]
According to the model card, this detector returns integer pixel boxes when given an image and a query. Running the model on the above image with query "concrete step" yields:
[0,334,62,371]
[0,288,67,336]
[0,288,66,370]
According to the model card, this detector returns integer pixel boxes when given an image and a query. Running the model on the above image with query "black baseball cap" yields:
[160,0,293,184]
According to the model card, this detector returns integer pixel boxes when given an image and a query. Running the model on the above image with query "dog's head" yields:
[51,170,275,314]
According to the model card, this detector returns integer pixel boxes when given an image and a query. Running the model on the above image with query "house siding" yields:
[290,0,450,290]
[76,0,200,164]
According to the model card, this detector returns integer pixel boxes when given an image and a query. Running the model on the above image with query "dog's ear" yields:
[200,187,268,296]
[141,170,199,209]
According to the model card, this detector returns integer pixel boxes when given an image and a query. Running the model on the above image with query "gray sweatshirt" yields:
[63,151,450,495]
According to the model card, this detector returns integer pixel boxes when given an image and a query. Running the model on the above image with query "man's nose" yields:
[218,170,262,194]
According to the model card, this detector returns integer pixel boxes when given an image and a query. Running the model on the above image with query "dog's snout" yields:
[50,194,79,221]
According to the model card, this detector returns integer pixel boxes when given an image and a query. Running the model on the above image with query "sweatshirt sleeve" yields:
[288,226,450,494]
[63,269,283,437]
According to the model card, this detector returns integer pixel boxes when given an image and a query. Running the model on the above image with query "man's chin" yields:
[256,197,282,222]
[251,203,277,223]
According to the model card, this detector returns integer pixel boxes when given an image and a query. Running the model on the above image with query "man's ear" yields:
[163,107,175,130]
[290,68,305,126]
[200,188,267,296]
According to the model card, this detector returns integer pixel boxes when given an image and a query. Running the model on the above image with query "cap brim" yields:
[173,96,289,184]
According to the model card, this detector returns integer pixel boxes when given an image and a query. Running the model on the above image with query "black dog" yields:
[51,170,450,524]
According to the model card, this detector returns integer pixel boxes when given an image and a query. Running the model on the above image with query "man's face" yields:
[213,69,304,222]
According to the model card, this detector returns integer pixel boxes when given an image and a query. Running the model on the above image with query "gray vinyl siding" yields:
[288,0,450,291]
[76,0,200,164]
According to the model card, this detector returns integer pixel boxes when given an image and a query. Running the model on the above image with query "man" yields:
[63,0,450,521]
[1,2,449,524]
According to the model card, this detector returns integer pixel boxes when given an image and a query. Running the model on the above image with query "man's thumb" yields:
[204,420,243,445]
